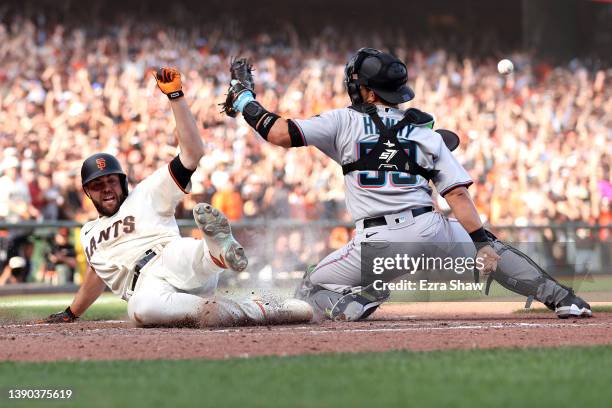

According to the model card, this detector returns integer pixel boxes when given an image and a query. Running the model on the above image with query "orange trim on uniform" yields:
[209,252,228,269]
[167,163,189,194]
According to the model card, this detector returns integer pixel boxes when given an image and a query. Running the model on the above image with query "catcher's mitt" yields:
[221,57,255,117]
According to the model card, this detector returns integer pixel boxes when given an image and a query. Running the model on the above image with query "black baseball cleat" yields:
[555,289,592,319]
[193,203,248,272]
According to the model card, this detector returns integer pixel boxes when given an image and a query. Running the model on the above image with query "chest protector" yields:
[341,104,438,181]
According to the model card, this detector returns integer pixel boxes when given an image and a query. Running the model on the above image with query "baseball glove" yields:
[153,67,183,99]
[221,57,255,117]
[39,307,78,323]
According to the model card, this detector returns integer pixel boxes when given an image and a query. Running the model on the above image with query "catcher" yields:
[42,67,312,327]
[221,49,592,321]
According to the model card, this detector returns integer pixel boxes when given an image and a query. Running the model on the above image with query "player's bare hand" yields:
[476,245,501,278]
[153,67,183,98]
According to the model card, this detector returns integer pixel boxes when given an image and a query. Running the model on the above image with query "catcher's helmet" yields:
[344,48,414,106]
[80,153,128,196]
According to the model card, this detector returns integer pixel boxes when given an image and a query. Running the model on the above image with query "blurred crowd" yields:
[0,16,609,283]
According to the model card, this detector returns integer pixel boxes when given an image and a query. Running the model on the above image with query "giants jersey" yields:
[293,105,473,221]
[80,165,188,299]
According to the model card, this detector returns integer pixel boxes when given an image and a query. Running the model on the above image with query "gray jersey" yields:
[293,105,473,221]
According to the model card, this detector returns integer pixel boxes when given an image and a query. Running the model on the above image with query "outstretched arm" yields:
[230,88,298,149]
[42,266,106,323]
[154,68,204,169]
[221,58,301,149]
[69,266,107,316]
[267,121,292,148]
[169,97,204,169]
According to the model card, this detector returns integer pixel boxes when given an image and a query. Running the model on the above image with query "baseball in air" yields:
[497,59,514,75]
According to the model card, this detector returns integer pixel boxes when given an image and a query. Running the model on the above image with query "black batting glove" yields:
[40,307,78,323]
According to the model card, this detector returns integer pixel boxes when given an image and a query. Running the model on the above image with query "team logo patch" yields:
[96,158,106,170]
[379,149,398,162]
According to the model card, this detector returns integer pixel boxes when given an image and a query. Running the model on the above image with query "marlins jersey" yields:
[80,165,188,299]
[293,105,473,221]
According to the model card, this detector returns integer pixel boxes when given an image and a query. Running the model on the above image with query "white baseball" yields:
[497,59,514,75]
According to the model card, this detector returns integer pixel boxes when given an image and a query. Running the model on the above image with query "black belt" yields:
[130,249,157,291]
[363,207,433,229]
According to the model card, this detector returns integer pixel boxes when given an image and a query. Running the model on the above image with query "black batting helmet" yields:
[81,153,128,196]
[344,48,414,106]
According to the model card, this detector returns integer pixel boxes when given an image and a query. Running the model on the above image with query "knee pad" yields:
[294,266,343,319]
[296,274,389,321]
[294,266,390,321]
[294,265,318,300]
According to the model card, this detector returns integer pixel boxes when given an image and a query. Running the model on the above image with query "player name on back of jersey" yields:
[84,215,135,260]
[362,115,413,137]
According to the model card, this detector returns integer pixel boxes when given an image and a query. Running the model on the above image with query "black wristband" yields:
[469,227,491,250]
[242,101,280,140]
[167,90,184,100]
[65,306,77,319]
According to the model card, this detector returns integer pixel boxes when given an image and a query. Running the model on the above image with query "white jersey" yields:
[80,164,188,299]
[293,105,473,221]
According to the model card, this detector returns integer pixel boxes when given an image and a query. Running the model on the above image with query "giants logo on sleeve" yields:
[85,215,136,260]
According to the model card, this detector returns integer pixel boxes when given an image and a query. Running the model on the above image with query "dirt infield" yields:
[2,303,611,362]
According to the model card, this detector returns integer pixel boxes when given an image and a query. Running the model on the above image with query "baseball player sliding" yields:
[43,68,312,327]
[221,48,592,321]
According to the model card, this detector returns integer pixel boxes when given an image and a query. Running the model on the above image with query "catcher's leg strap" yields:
[485,236,570,309]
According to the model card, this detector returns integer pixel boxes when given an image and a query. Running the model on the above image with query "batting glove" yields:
[40,307,78,323]
[153,67,184,100]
